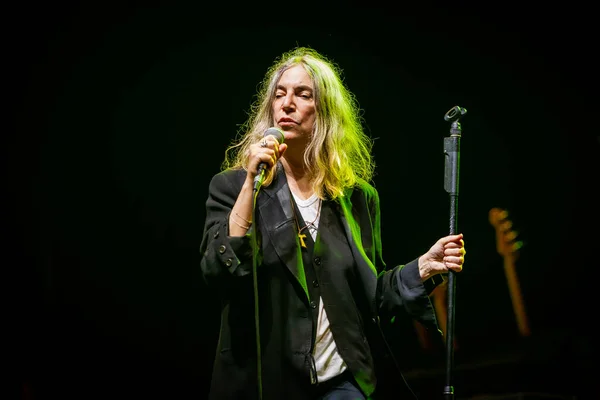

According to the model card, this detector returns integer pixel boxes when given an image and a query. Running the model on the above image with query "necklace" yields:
[290,196,322,249]
[295,194,320,208]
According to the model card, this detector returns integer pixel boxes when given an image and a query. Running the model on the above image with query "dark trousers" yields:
[313,371,366,400]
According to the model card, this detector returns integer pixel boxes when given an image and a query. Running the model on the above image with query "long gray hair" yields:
[222,46,374,200]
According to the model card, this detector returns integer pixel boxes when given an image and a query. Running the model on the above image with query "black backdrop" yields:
[6,2,598,400]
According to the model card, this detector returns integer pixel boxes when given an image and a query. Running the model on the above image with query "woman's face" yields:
[272,64,316,143]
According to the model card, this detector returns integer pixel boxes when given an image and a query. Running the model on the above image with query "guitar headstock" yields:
[489,208,523,260]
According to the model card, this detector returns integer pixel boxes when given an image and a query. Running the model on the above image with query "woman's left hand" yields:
[418,233,465,281]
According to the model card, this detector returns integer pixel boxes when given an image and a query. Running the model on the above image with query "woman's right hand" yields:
[247,134,288,181]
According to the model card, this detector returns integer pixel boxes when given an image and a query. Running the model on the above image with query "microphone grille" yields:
[263,127,285,144]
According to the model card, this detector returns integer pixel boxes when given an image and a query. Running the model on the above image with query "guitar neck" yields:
[503,254,531,337]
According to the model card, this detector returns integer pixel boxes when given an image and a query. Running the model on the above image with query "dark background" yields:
[6,2,598,400]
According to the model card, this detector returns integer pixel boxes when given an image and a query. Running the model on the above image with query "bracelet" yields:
[234,211,252,224]
[231,216,250,230]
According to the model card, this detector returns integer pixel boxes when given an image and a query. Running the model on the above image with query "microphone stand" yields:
[442,105,466,400]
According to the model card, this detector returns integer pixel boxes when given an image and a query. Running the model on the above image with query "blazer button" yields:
[310,301,317,309]
[312,280,319,288]
[218,245,226,254]
[225,258,233,267]
[314,257,321,266]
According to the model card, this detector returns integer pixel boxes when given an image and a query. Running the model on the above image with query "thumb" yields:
[279,143,288,156]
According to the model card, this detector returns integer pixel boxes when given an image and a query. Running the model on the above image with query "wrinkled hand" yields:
[418,233,465,281]
[246,134,288,181]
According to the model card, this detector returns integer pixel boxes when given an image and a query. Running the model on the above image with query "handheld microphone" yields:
[253,127,285,192]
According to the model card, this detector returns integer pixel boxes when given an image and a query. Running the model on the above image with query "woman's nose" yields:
[282,94,294,110]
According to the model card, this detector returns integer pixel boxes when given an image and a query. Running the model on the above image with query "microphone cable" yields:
[249,127,284,399]
[251,181,262,400]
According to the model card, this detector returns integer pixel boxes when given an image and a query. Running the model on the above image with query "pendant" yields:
[298,232,307,249]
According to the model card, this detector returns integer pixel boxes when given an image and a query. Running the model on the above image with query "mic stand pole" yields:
[442,105,466,400]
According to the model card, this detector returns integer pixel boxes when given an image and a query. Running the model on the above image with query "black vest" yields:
[292,197,376,393]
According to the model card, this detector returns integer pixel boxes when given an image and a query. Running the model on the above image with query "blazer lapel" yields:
[337,188,378,316]
[258,164,310,302]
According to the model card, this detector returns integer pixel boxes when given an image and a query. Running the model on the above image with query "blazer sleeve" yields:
[199,170,262,293]
[369,187,439,330]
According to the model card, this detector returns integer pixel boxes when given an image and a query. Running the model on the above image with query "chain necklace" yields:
[290,196,322,249]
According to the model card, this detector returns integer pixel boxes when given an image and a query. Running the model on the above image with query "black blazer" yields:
[199,164,441,400]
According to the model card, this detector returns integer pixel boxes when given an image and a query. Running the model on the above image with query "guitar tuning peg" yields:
[505,230,518,242]
[488,207,506,223]
[500,220,513,231]
[512,240,524,252]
